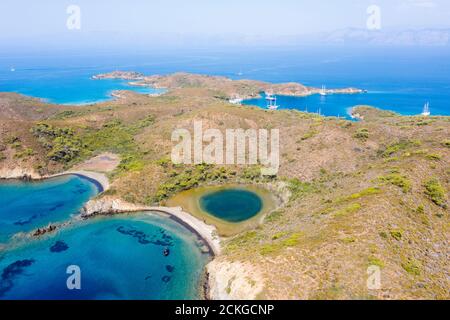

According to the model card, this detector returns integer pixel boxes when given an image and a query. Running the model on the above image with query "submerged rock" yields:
[166,265,175,273]
[50,241,69,253]
[0,259,35,297]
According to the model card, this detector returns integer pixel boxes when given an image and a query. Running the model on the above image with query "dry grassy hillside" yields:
[0,76,448,299]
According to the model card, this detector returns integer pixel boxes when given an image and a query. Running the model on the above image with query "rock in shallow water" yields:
[50,241,69,253]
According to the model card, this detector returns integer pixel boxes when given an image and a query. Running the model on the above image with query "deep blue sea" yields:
[0,46,449,115]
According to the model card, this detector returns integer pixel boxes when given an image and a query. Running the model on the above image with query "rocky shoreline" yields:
[92,71,365,99]
[0,168,270,300]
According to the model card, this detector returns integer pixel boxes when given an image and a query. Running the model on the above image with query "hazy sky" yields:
[1,0,449,45]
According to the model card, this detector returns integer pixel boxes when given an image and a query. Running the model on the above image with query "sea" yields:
[0,45,449,299]
[0,46,449,117]
[0,176,209,300]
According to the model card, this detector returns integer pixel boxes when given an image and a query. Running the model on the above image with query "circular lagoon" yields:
[167,185,276,236]
[0,213,210,300]
[199,189,263,223]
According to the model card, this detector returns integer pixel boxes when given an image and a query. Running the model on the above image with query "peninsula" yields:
[93,71,364,99]
[0,73,448,300]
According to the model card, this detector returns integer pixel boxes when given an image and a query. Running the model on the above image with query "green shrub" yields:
[416,204,425,214]
[442,140,450,148]
[368,256,385,268]
[299,130,318,141]
[241,166,262,180]
[354,128,369,140]
[424,178,447,208]
[227,231,259,251]
[3,135,20,145]
[402,259,421,276]
[14,148,34,159]
[272,232,287,240]
[379,231,388,239]
[381,140,420,158]
[260,244,278,255]
[334,203,362,217]
[342,237,356,243]
[425,153,441,161]
[287,178,316,201]
[153,163,232,202]
[348,187,381,200]
[32,123,87,164]
[390,229,403,241]
[265,210,283,223]
[379,173,411,193]
[281,233,303,246]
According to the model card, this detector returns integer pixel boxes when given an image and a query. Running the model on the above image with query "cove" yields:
[0,175,99,243]
[242,91,450,119]
[199,189,263,223]
[0,213,209,300]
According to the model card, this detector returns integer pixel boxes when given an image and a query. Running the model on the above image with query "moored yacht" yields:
[265,92,279,110]
[422,102,431,116]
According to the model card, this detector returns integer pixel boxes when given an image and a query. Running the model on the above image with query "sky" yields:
[0,0,449,48]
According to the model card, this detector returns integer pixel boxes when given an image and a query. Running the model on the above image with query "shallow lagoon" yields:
[167,185,276,236]
[200,189,263,223]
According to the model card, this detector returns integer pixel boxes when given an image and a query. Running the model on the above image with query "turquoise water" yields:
[0,213,209,300]
[199,189,263,223]
[0,175,98,243]
[1,47,448,115]
[243,90,449,120]
[0,70,164,105]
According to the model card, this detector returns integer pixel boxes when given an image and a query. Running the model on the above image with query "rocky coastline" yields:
[0,167,269,300]
[92,71,365,99]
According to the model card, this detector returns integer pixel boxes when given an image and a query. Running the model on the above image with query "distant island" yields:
[93,71,364,99]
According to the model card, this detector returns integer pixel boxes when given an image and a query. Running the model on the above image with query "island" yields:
[92,71,365,99]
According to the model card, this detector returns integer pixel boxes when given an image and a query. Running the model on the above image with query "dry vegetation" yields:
[0,74,449,300]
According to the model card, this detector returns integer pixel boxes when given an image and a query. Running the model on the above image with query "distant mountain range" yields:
[3,28,449,51]
[315,28,450,46]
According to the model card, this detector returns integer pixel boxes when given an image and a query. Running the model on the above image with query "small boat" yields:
[265,92,279,110]
[10,67,15,72]
[422,102,430,116]
[265,92,276,100]
[229,97,243,105]
[163,248,170,257]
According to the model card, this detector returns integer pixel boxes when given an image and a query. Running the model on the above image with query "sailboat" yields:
[320,85,327,96]
[422,102,430,116]
[229,95,243,105]
[265,92,279,110]
[10,67,15,72]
